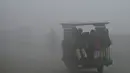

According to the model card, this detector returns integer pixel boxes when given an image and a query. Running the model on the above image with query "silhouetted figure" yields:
[82,32,89,49]
[87,30,96,60]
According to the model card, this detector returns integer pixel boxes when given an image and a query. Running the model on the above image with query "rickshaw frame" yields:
[61,21,112,73]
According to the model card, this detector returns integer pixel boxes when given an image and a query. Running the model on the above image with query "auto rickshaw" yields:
[61,22,113,73]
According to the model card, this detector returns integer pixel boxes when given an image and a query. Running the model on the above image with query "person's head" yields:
[77,28,83,33]
[90,29,96,35]
[90,29,95,33]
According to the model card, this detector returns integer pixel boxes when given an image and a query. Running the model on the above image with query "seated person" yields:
[75,28,83,49]
[87,30,96,60]
[81,32,90,59]
[95,28,111,48]
[82,32,89,49]
[76,28,85,59]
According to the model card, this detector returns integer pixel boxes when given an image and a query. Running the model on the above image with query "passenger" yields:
[82,32,89,49]
[95,28,112,59]
[87,30,96,60]
[76,28,83,49]
[96,28,111,48]
[76,28,85,59]
[81,32,89,58]
[89,29,96,47]
[94,31,102,58]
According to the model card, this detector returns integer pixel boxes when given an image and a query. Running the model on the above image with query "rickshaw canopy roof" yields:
[61,21,109,28]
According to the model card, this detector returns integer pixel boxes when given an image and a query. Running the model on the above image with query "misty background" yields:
[1,0,130,73]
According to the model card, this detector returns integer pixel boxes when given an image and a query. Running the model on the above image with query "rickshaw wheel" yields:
[97,65,104,73]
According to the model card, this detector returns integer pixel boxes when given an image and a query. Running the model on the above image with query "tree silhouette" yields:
[47,28,59,53]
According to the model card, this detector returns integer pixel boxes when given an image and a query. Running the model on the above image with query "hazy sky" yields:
[2,0,130,34]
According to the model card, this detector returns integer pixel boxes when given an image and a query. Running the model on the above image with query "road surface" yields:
[2,35,130,73]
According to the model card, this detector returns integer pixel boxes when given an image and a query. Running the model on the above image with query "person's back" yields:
[95,28,111,48]
[87,30,96,60]
[75,28,83,49]
[89,30,96,47]
[82,32,89,49]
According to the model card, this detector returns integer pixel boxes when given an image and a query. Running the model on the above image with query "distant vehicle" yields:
[61,21,113,73]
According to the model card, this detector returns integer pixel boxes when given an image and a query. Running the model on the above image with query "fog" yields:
[1,0,130,73]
